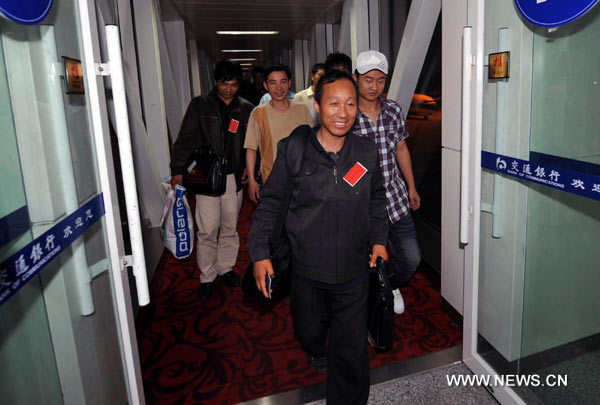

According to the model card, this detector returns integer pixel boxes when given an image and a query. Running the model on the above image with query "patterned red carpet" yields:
[137,191,462,404]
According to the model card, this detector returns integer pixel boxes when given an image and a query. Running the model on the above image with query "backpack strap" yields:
[270,125,311,249]
[285,124,311,176]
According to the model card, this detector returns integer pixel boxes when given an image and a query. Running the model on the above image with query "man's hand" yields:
[171,174,183,190]
[248,179,260,203]
[369,244,388,267]
[253,259,274,298]
[242,168,249,184]
[408,187,421,210]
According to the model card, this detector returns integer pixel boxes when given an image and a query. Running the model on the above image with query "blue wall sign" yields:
[0,193,105,307]
[515,0,599,27]
[482,151,600,202]
[0,0,53,25]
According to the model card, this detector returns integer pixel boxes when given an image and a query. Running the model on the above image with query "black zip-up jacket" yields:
[170,88,254,191]
[248,126,388,284]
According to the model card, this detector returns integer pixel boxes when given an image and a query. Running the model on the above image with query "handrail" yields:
[491,28,508,238]
[105,25,150,306]
[460,26,473,244]
[40,25,95,316]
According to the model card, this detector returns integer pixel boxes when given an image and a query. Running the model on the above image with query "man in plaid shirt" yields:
[353,50,421,315]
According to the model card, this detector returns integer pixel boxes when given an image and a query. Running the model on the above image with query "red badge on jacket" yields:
[228,119,239,133]
[343,162,368,187]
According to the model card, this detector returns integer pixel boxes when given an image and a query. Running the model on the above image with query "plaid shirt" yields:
[354,97,409,223]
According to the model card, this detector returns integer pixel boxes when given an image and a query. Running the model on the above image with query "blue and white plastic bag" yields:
[160,181,194,259]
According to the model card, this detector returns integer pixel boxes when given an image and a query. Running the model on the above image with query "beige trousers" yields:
[195,174,243,283]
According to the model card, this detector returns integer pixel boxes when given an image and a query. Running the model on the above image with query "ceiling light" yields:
[229,58,256,61]
[217,31,279,35]
[240,63,253,66]
[221,49,263,53]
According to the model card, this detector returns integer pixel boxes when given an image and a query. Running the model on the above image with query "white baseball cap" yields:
[356,50,388,75]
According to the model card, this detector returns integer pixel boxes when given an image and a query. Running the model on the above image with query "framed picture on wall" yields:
[63,57,85,94]
[488,51,510,80]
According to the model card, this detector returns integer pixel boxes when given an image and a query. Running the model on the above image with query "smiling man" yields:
[353,50,422,316]
[170,60,254,301]
[248,70,388,404]
[244,64,314,203]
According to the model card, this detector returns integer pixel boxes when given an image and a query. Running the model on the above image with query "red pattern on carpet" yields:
[137,190,462,404]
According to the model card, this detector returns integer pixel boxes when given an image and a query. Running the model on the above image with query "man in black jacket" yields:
[171,60,254,301]
[248,70,388,404]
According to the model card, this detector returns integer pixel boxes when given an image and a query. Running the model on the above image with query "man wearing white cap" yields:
[353,50,421,319]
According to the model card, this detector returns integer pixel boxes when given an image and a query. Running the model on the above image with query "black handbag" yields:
[242,125,310,303]
[367,257,395,352]
[182,133,232,196]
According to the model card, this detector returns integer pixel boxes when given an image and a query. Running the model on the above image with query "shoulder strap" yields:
[270,125,311,247]
[285,125,311,176]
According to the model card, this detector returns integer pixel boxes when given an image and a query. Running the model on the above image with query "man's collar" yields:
[310,125,352,158]
[357,96,385,118]
[210,87,240,108]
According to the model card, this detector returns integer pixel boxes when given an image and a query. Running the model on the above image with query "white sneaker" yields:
[392,289,405,314]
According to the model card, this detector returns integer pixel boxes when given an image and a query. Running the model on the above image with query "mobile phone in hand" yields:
[265,273,272,299]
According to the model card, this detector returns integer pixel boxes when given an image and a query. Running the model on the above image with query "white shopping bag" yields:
[160,179,194,259]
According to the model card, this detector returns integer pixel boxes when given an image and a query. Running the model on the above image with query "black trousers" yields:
[291,273,370,405]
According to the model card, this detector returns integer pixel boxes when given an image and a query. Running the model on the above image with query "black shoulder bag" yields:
[183,131,232,196]
[242,125,311,303]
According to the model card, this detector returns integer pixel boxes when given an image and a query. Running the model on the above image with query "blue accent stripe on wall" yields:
[0,206,30,249]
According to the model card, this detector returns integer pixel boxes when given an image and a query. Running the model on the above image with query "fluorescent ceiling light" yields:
[217,31,278,35]
[240,63,253,66]
[229,58,256,61]
[221,49,263,53]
